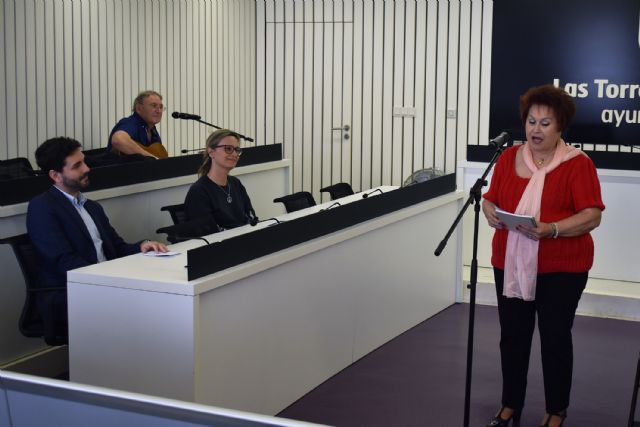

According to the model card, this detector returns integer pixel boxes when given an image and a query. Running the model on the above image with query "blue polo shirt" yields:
[108,112,162,151]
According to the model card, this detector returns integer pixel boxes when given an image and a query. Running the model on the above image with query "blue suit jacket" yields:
[26,186,140,288]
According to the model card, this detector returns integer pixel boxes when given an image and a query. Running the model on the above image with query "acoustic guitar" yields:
[136,141,169,159]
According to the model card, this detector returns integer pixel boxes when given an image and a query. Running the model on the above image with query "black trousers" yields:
[494,268,587,413]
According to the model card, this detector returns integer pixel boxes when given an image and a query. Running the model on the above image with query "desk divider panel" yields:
[0,370,321,427]
[187,173,457,280]
[0,144,282,206]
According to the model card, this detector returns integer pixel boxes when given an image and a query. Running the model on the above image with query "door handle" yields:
[331,124,350,132]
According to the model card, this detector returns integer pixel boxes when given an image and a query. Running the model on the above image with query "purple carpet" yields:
[278,303,639,426]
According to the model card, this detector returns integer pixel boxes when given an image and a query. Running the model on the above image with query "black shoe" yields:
[486,407,521,427]
[539,409,567,427]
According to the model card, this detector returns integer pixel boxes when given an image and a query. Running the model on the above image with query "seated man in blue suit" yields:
[26,137,168,344]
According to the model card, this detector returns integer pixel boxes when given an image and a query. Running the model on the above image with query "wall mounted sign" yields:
[485,0,639,170]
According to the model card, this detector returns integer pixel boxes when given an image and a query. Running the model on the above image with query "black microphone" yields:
[250,217,283,227]
[362,188,383,199]
[173,111,255,143]
[489,131,511,149]
[172,111,201,121]
[246,209,258,226]
[321,201,342,211]
[181,148,204,154]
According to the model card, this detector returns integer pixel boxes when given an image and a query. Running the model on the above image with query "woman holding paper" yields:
[481,84,605,427]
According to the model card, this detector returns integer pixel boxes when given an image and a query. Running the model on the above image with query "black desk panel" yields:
[187,173,456,280]
[0,144,282,206]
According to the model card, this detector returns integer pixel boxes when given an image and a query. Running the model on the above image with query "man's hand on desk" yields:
[140,240,169,253]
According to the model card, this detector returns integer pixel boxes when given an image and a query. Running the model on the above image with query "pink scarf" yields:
[503,140,581,300]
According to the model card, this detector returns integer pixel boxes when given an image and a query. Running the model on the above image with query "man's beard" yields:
[62,174,89,192]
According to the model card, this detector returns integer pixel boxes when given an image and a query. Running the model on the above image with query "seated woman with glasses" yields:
[184,129,257,230]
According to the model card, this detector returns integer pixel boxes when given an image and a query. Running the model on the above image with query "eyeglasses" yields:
[213,145,243,155]
[146,103,167,111]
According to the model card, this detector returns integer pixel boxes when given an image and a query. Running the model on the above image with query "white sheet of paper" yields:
[143,251,181,257]
[495,207,537,230]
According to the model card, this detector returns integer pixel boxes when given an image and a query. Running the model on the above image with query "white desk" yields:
[0,159,290,365]
[68,187,463,415]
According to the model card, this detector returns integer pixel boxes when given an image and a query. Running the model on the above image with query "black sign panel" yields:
[490,0,640,149]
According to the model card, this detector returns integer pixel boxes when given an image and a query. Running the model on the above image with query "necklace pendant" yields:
[227,195,232,204]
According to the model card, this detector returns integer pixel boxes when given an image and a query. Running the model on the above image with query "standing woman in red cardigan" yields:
[481,84,605,427]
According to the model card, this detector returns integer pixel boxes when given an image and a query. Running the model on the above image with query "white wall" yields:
[256,0,494,202]
[0,0,256,164]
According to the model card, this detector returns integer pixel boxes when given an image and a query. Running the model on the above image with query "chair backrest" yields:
[273,191,317,213]
[161,204,188,225]
[0,234,68,345]
[82,147,109,157]
[156,216,220,244]
[0,158,35,180]
[320,182,355,200]
[0,234,43,338]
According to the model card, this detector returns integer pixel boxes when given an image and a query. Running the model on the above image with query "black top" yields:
[184,175,256,230]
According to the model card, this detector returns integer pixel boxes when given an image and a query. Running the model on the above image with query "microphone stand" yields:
[434,143,506,427]
[194,118,254,142]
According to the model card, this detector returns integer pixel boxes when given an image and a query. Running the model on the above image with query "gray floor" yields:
[278,303,640,426]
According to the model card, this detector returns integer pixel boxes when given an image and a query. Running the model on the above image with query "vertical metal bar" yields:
[283,0,287,150]
[411,0,418,172]
[301,0,306,189]
[389,0,395,183]
[443,0,450,172]
[292,0,296,189]
[379,1,385,186]
[311,0,315,193]
[349,0,355,186]
[454,0,462,170]
[369,0,374,187]
[330,0,335,189]
[432,0,439,168]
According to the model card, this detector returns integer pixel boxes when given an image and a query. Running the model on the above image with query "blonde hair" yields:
[197,129,241,177]
[132,90,163,112]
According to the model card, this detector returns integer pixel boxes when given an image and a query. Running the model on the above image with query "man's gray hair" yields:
[132,90,163,112]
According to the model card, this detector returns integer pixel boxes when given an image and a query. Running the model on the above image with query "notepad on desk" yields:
[495,207,537,230]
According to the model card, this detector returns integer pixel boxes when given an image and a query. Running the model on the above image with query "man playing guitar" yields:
[108,90,169,159]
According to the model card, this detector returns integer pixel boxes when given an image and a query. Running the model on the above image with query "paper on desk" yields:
[143,251,181,257]
[495,207,537,230]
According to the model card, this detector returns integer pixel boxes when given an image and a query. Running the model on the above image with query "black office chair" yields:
[320,182,355,200]
[0,234,67,346]
[156,216,220,244]
[630,351,640,427]
[82,147,113,168]
[82,147,109,157]
[273,191,316,213]
[83,147,154,168]
[161,204,188,225]
[0,157,36,180]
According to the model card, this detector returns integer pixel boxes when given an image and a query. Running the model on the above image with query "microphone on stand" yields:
[172,111,201,121]
[489,131,511,149]
[172,111,255,143]
[193,237,210,245]
[233,133,255,143]
[362,188,384,199]
[321,201,342,211]
[181,148,205,154]
[250,217,283,227]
